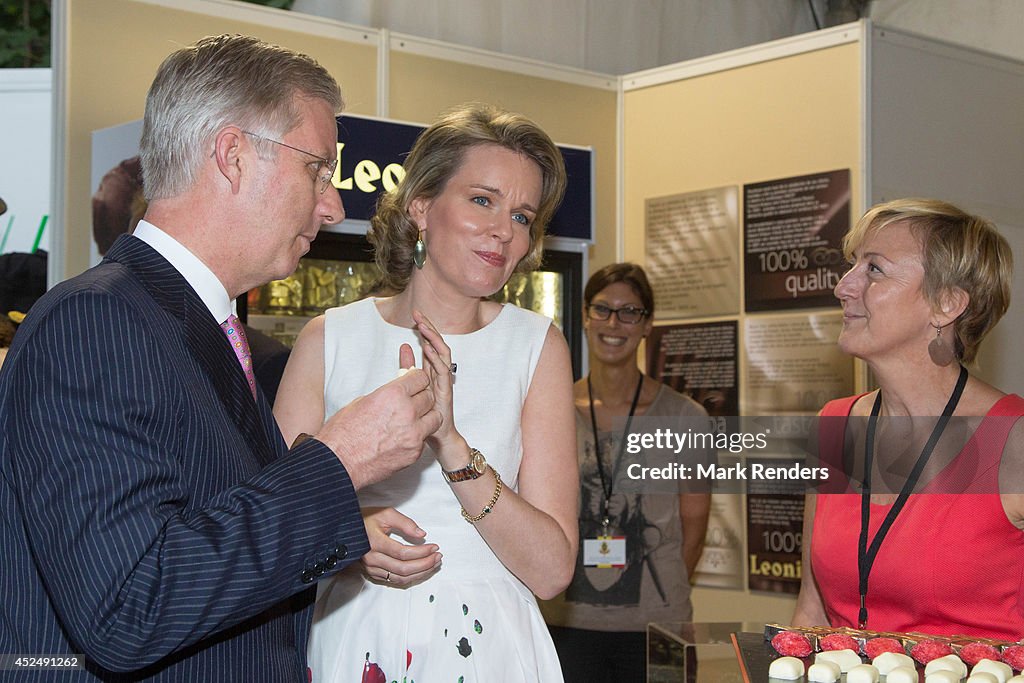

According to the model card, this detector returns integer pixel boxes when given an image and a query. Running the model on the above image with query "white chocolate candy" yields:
[846,663,880,683]
[396,367,411,377]
[886,666,919,683]
[873,651,916,674]
[815,648,862,673]
[926,654,968,679]
[968,673,1000,683]
[1005,676,1024,683]
[768,656,805,680]
[927,671,963,683]
[974,659,1014,683]
[807,660,841,683]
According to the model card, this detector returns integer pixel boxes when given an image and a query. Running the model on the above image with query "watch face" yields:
[471,450,486,474]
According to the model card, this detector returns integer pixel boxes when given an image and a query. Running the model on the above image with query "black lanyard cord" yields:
[587,372,644,529]
[856,364,968,628]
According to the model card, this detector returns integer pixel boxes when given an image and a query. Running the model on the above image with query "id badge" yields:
[583,535,626,567]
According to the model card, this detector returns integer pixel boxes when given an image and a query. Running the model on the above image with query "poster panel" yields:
[647,321,739,417]
[743,313,853,415]
[746,456,805,595]
[691,454,744,589]
[90,120,145,267]
[645,187,739,318]
[743,169,850,312]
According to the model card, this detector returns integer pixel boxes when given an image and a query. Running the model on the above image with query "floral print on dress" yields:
[362,653,386,683]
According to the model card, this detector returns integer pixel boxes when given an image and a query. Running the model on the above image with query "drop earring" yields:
[928,323,956,367]
[413,230,426,269]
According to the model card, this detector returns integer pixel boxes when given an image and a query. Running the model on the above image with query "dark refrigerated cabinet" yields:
[239,229,585,380]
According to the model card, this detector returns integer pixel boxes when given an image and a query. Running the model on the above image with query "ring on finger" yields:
[385,571,391,583]
[449,362,457,375]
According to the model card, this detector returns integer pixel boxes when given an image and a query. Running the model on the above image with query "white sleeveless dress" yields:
[309,297,564,683]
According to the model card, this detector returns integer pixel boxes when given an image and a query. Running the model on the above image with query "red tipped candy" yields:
[821,633,859,652]
[771,631,814,658]
[960,642,1001,667]
[1002,645,1024,672]
[864,637,905,659]
[910,639,954,664]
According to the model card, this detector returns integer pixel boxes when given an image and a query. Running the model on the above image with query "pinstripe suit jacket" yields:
[0,236,369,681]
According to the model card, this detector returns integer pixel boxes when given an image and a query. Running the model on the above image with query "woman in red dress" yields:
[793,198,1024,640]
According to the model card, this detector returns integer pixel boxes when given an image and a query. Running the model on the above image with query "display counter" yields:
[648,621,763,682]
[657,624,1024,683]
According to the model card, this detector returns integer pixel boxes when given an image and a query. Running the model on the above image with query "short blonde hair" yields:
[367,103,566,293]
[843,198,1012,363]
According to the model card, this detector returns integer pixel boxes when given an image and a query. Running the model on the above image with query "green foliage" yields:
[0,0,51,68]
[0,0,293,69]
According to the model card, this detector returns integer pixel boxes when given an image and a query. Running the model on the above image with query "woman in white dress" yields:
[274,103,578,683]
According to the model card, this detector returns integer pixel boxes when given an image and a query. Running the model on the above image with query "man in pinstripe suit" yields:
[0,35,441,681]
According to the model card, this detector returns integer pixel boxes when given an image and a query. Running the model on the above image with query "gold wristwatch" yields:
[442,448,487,483]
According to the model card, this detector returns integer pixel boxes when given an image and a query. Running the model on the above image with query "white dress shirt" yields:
[132,219,235,324]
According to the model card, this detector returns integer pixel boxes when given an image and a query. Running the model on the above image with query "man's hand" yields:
[315,343,441,489]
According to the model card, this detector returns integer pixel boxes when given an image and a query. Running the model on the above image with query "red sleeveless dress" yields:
[812,393,1024,639]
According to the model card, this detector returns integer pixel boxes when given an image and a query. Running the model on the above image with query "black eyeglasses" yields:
[587,303,648,324]
[242,130,338,194]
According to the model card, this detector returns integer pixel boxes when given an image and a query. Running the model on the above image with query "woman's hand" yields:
[360,507,442,587]
[411,310,467,463]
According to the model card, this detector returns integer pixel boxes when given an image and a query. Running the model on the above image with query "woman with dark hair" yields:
[793,198,1024,638]
[275,103,577,682]
[541,262,711,683]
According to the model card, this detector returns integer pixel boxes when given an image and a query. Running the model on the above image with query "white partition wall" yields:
[868,25,1024,394]
[0,68,52,255]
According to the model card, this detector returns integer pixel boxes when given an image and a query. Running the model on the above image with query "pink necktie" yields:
[220,314,257,400]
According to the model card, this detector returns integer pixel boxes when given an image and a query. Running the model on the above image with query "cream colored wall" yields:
[622,43,862,265]
[622,42,863,623]
[62,0,378,279]
[387,51,617,267]
[63,1,617,282]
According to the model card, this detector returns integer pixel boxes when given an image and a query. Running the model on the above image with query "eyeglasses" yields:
[586,303,648,324]
[242,130,338,194]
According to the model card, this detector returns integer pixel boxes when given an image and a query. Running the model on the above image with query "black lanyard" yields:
[588,372,644,534]
[857,364,968,628]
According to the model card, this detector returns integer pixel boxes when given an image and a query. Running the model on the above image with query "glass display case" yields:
[648,622,760,683]
[240,230,585,378]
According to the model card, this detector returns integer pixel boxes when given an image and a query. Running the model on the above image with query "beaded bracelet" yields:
[461,465,503,523]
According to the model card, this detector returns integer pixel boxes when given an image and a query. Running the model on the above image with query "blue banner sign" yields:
[331,114,592,241]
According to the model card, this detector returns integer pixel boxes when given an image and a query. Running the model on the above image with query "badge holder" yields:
[583,504,626,567]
